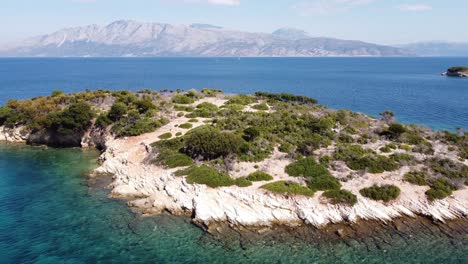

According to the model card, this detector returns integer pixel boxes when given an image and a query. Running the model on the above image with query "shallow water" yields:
[0,144,467,263]
[0,57,467,130]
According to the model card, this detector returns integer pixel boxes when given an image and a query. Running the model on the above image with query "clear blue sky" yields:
[1,0,467,45]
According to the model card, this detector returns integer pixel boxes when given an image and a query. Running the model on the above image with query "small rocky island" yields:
[0,89,467,231]
[442,66,468,77]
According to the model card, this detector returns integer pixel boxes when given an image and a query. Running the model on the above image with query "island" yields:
[442,66,468,77]
[0,89,467,231]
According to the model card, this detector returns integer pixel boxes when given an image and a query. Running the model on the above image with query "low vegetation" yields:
[322,189,357,206]
[261,181,315,197]
[246,171,273,181]
[359,185,401,202]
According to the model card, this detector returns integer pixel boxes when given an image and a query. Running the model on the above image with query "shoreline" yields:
[2,91,467,232]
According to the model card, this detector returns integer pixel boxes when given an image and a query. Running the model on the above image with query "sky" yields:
[1,0,467,45]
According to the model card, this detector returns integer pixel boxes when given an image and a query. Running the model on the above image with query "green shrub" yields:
[135,99,156,114]
[178,165,235,188]
[46,102,94,136]
[333,145,399,173]
[151,137,185,151]
[153,150,193,168]
[425,178,455,201]
[174,105,194,112]
[179,123,193,129]
[243,127,261,142]
[286,157,330,178]
[380,146,392,153]
[95,114,112,128]
[184,125,243,160]
[428,158,468,179]
[235,177,253,187]
[279,142,295,153]
[381,123,406,139]
[177,112,185,117]
[188,102,219,118]
[201,88,223,97]
[261,181,315,197]
[158,132,172,139]
[338,134,354,144]
[254,92,318,105]
[221,104,245,111]
[252,103,269,111]
[285,157,340,191]
[188,118,199,123]
[108,102,128,121]
[360,185,401,202]
[172,94,195,104]
[176,132,182,137]
[51,90,64,97]
[323,189,357,206]
[403,171,428,186]
[246,171,273,181]
[390,153,416,166]
[226,95,256,105]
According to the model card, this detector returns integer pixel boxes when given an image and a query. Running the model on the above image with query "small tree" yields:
[380,110,395,124]
[108,102,128,121]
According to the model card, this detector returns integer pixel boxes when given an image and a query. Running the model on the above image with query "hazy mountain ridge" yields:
[398,42,468,57]
[0,20,412,57]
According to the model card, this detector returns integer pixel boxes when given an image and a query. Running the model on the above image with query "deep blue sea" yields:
[0,57,466,130]
[0,58,467,263]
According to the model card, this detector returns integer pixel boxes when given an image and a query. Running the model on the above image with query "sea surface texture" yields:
[0,144,466,263]
[0,57,466,130]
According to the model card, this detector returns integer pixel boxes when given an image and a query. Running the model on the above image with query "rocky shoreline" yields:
[1,92,467,232]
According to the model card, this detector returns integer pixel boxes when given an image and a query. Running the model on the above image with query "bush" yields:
[201,88,223,97]
[383,123,406,139]
[285,157,340,191]
[151,137,185,151]
[428,158,468,179]
[255,92,318,105]
[403,171,428,186]
[425,178,455,201]
[261,181,315,197]
[359,185,401,202]
[243,127,261,142]
[448,66,468,73]
[184,125,244,160]
[226,95,256,105]
[46,102,94,136]
[323,189,357,206]
[95,114,112,128]
[188,118,199,123]
[176,132,182,136]
[279,142,294,153]
[235,177,253,187]
[189,102,219,118]
[246,171,273,181]
[174,105,194,112]
[179,123,193,129]
[135,99,156,114]
[172,94,195,104]
[158,132,172,139]
[252,103,269,111]
[380,146,392,153]
[338,134,354,144]
[108,102,128,121]
[178,165,235,188]
[51,90,64,97]
[333,145,399,173]
[153,150,193,168]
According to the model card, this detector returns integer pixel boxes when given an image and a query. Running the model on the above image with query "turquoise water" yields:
[0,144,467,263]
[0,57,467,130]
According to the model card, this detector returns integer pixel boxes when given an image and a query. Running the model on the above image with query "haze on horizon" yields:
[1,0,467,46]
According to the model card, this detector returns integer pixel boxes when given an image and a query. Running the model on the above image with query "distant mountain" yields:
[0,20,412,57]
[398,42,468,57]
[272,28,310,40]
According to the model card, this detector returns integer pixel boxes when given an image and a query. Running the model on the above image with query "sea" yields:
[0,58,467,263]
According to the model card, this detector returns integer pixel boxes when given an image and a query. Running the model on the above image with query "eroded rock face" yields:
[0,125,111,149]
[95,146,468,229]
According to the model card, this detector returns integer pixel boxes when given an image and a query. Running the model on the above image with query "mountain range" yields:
[397,42,468,57]
[0,20,413,57]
